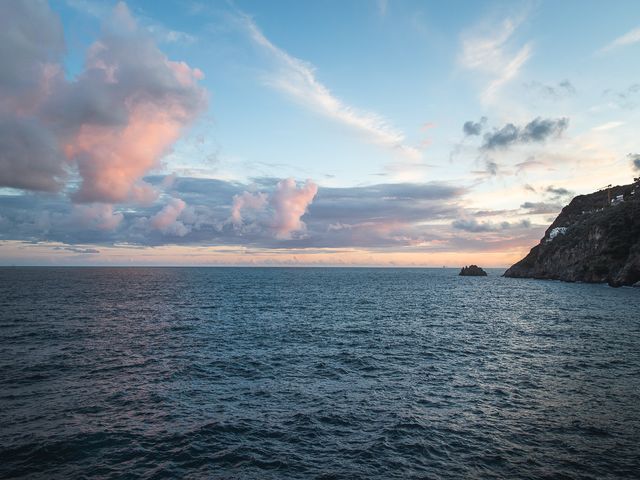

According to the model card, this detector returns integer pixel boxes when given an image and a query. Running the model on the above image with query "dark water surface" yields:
[1,267,639,479]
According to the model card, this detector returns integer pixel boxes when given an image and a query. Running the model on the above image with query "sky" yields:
[0,0,639,266]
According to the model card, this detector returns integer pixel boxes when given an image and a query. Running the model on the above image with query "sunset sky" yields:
[1,0,639,266]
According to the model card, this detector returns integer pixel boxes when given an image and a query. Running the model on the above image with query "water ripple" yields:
[0,267,639,479]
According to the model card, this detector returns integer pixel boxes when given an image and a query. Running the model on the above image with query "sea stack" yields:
[459,265,488,276]
[504,180,640,287]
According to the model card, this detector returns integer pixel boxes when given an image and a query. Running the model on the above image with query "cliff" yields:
[504,182,640,287]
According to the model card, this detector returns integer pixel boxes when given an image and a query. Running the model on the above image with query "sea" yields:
[0,267,639,479]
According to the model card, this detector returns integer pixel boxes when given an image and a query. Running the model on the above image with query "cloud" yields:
[482,117,569,150]
[230,191,268,225]
[525,79,575,100]
[64,0,108,18]
[483,124,519,150]
[72,204,124,231]
[592,121,625,131]
[545,185,572,199]
[463,117,487,136]
[0,176,468,249]
[66,0,195,45]
[452,217,531,233]
[459,15,532,104]
[232,178,318,239]
[0,116,68,191]
[241,15,420,160]
[0,0,64,102]
[604,84,640,109]
[151,198,190,236]
[270,178,318,238]
[599,25,640,53]
[485,159,499,176]
[629,153,640,172]
[520,202,562,214]
[0,1,207,204]
[515,157,549,174]
[54,246,100,254]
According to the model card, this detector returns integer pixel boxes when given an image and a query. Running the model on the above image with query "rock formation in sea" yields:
[459,265,487,276]
[504,180,640,287]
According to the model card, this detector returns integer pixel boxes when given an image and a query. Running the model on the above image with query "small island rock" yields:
[459,265,487,276]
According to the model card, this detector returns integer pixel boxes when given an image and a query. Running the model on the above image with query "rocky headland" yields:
[504,181,640,287]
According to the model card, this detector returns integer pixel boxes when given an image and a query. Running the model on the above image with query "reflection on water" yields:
[0,267,639,478]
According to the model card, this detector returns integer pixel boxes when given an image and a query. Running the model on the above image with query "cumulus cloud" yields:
[463,117,487,136]
[230,191,268,226]
[72,204,124,231]
[482,117,569,150]
[0,1,206,204]
[0,116,67,191]
[232,178,318,239]
[0,0,64,104]
[629,153,640,172]
[151,198,190,236]
[270,178,319,238]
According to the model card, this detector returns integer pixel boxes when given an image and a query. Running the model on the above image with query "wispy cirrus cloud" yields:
[598,25,640,54]
[459,14,532,104]
[65,0,196,44]
[241,15,421,160]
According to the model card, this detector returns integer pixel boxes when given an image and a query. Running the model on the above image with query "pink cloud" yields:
[270,178,318,238]
[230,191,268,225]
[230,178,318,239]
[73,204,123,231]
[0,1,207,204]
[150,197,189,236]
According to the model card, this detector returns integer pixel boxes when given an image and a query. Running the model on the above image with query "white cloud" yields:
[599,26,640,53]
[459,16,532,105]
[242,15,420,160]
[592,121,625,131]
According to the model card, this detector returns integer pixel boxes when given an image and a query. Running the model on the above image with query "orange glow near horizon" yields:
[0,241,533,268]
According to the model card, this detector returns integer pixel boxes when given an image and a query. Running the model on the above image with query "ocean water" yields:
[0,267,639,479]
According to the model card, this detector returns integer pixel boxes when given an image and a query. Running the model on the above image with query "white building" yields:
[548,226,567,242]
[611,194,624,205]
